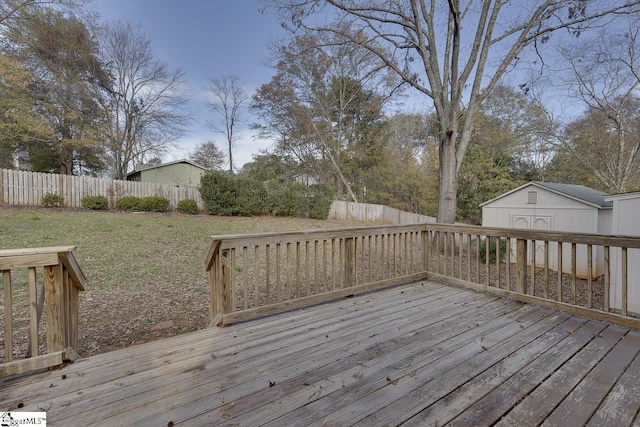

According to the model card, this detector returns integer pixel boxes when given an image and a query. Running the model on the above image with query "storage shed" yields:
[126,159,208,186]
[604,192,640,313]
[480,181,613,279]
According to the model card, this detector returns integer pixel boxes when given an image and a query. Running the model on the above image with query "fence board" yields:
[1,168,204,211]
[328,200,437,225]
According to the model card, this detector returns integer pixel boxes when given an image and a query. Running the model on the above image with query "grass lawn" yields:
[0,206,371,356]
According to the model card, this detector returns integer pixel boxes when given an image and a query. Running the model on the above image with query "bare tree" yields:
[207,74,248,173]
[272,0,640,223]
[0,0,81,25]
[101,19,188,179]
[556,22,640,192]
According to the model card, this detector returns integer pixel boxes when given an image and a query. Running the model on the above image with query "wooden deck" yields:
[3,280,640,426]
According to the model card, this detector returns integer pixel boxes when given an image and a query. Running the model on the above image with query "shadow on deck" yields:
[2,279,640,426]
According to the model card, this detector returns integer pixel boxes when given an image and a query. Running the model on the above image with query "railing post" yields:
[345,237,354,288]
[209,242,233,326]
[44,264,64,352]
[516,239,528,294]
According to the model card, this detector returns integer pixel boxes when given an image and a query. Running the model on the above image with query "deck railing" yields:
[206,224,428,326]
[207,223,640,328]
[424,224,640,329]
[0,246,86,377]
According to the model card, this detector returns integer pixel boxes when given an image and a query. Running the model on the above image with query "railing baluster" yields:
[286,242,291,299]
[314,240,318,294]
[322,240,328,293]
[28,267,39,357]
[587,244,593,309]
[296,241,301,298]
[466,233,471,281]
[496,237,501,289]
[544,241,549,298]
[557,242,563,302]
[276,244,281,302]
[531,239,536,296]
[516,239,527,294]
[571,243,577,304]
[505,238,511,291]
[475,235,480,282]
[254,245,260,308]
[604,246,610,312]
[485,236,490,287]
[3,270,13,362]
[265,244,271,305]
[305,241,310,296]
[622,246,628,316]
[243,247,248,310]
[450,232,455,278]
[458,233,462,280]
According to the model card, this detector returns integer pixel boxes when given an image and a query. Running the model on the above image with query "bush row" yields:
[198,171,333,219]
[42,194,199,214]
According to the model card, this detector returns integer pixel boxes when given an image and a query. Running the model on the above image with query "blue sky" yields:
[91,0,286,168]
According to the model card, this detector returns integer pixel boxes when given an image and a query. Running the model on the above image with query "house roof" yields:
[126,159,209,177]
[480,181,613,209]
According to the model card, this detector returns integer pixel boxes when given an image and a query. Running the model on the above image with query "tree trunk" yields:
[437,130,458,224]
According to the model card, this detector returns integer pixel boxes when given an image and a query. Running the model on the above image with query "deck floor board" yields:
[3,280,640,426]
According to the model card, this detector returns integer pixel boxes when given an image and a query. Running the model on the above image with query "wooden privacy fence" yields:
[0,168,204,211]
[0,247,86,377]
[328,200,437,225]
[206,223,640,329]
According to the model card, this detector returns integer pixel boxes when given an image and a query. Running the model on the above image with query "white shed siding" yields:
[605,193,640,314]
[482,184,606,279]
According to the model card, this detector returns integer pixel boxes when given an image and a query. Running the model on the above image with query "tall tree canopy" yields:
[272,0,640,222]
[251,29,398,201]
[2,5,109,174]
[101,19,188,179]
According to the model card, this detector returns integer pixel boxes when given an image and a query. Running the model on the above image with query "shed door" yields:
[510,215,552,265]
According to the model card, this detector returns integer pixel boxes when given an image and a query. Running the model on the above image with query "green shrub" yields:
[199,171,332,218]
[81,196,109,210]
[307,184,333,219]
[42,192,64,207]
[199,171,266,216]
[177,199,198,215]
[116,196,142,211]
[478,236,507,263]
[139,196,170,212]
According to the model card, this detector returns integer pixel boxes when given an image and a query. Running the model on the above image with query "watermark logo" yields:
[1,412,46,426]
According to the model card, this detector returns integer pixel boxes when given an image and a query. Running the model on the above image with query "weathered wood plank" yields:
[0,348,78,378]
[542,330,640,426]
[587,350,640,426]
[495,324,627,426]
[441,319,607,426]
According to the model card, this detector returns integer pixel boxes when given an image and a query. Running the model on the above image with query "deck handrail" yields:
[1,246,86,377]
[206,224,428,326]
[206,223,640,329]
[423,223,640,329]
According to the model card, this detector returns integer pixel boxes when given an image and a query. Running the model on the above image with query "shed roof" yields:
[480,181,612,209]
[126,159,209,178]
